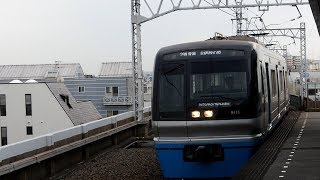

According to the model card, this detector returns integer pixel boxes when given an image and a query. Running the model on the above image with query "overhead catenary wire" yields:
[203,0,236,17]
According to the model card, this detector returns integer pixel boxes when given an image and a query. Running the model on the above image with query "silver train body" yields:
[152,40,289,144]
[152,39,289,178]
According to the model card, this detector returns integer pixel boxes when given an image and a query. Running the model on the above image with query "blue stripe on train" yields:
[154,140,261,178]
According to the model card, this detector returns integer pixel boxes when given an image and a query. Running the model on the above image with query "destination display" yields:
[163,50,245,60]
[198,102,232,108]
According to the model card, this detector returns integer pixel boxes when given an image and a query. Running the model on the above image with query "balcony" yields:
[103,96,133,105]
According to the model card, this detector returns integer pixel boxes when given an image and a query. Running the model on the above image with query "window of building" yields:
[78,86,85,93]
[1,127,7,146]
[60,94,72,108]
[107,111,113,117]
[107,110,119,117]
[26,126,33,135]
[309,89,316,95]
[0,94,6,116]
[106,87,111,94]
[46,71,58,78]
[25,94,32,116]
[271,70,277,97]
[112,87,118,96]
[113,111,119,115]
[105,87,119,96]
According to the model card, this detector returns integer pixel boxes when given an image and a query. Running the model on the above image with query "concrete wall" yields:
[0,107,152,180]
[0,83,74,145]
[64,78,132,117]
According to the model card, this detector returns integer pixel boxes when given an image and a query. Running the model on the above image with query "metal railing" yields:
[306,82,320,111]
[103,96,133,105]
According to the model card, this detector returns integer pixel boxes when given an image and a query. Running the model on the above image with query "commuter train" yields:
[152,36,289,179]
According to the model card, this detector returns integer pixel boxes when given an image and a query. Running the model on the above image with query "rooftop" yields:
[46,83,102,125]
[0,63,84,80]
[98,62,132,78]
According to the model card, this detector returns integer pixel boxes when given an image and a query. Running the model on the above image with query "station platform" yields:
[263,112,320,180]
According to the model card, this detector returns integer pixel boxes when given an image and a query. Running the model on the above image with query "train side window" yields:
[279,70,283,93]
[260,65,264,95]
[271,70,277,97]
[285,71,288,90]
[282,71,285,93]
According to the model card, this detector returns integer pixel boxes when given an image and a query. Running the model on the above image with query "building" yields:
[0,63,85,83]
[0,62,152,118]
[64,62,134,117]
[286,55,301,72]
[288,72,300,96]
[0,81,101,146]
[144,71,153,82]
[143,71,153,107]
[286,56,320,72]
[308,60,320,71]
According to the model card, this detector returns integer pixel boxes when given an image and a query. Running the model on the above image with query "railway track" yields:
[52,139,163,180]
[233,110,301,180]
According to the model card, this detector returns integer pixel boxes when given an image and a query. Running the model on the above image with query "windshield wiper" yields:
[162,64,184,96]
[164,74,182,96]
[163,64,184,74]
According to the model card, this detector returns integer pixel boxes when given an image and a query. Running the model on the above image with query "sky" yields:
[0,0,319,75]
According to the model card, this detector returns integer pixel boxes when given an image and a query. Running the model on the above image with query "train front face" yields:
[152,41,264,179]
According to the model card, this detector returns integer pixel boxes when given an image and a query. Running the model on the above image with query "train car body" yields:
[152,39,289,178]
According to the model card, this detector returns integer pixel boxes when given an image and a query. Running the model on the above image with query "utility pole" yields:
[131,0,144,122]
[300,22,307,106]
[235,0,243,35]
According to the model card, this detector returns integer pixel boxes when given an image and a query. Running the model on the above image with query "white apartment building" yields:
[0,81,102,146]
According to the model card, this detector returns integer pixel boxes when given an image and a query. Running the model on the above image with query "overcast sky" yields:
[0,0,319,75]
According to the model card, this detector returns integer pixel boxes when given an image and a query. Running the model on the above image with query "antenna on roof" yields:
[54,60,62,71]
[55,60,64,82]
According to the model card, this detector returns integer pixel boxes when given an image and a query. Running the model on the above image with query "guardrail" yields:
[0,107,151,179]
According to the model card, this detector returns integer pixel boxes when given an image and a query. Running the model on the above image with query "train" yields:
[151,36,289,179]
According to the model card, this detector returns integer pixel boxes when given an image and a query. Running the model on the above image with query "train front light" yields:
[204,110,214,118]
[191,111,201,118]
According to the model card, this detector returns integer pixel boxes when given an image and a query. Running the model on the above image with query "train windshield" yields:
[158,63,185,119]
[190,60,248,99]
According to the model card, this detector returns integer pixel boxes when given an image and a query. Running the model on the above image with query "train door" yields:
[265,63,271,123]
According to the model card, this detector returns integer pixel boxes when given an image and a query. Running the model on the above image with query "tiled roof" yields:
[0,63,84,79]
[46,83,102,125]
[98,62,132,77]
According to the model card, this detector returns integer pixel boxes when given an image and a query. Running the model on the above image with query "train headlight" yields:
[191,111,201,118]
[204,110,214,118]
